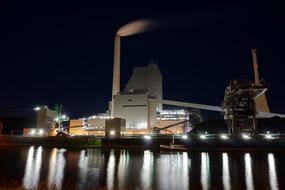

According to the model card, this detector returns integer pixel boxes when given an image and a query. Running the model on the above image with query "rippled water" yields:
[0,146,284,190]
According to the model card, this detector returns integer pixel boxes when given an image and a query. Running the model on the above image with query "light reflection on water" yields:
[48,148,66,189]
[78,150,88,188]
[201,152,210,190]
[106,150,115,190]
[245,153,254,190]
[22,146,34,189]
[222,153,231,190]
[268,153,279,190]
[23,146,42,189]
[16,146,284,190]
[141,150,153,190]
[156,152,190,190]
[117,150,128,189]
[77,149,102,189]
[181,152,190,190]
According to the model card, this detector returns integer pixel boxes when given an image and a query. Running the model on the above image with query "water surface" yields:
[0,146,284,189]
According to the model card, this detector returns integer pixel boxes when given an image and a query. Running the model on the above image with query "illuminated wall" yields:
[36,106,57,129]
[69,118,106,136]
[156,120,185,134]
[113,93,152,129]
[23,128,49,137]
[156,110,188,134]
[124,63,163,111]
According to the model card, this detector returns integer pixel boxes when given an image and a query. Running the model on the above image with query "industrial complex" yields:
[22,33,203,138]
[27,61,195,137]
[19,25,285,140]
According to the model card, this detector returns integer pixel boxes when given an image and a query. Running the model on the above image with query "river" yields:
[0,146,284,189]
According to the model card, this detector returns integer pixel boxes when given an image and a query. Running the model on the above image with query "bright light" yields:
[182,135,188,139]
[143,135,151,140]
[242,134,251,140]
[61,115,66,119]
[220,134,229,140]
[33,107,40,111]
[54,117,59,122]
[265,134,274,139]
[38,129,44,135]
[110,130,115,136]
[30,129,36,135]
[200,134,207,140]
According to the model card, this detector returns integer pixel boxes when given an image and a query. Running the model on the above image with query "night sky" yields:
[0,1,285,118]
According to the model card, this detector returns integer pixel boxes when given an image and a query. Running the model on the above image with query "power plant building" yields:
[124,63,163,110]
[68,62,192,136]
[113,63,162,133]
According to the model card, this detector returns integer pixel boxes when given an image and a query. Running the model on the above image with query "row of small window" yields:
[83,125,104,131]
[128,123,147,129]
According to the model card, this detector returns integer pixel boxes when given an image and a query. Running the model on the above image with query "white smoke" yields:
[116,16,187,37]
[116,19,157,37]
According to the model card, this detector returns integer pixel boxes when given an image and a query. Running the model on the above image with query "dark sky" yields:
[0,1,284,118]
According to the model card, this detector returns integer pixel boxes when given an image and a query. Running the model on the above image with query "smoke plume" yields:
[116,17,187,37]
[116,19,158,37]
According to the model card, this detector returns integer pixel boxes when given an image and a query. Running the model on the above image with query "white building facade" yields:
[113,63,162,131]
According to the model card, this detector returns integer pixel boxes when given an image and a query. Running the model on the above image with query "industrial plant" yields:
[32,61,196,137]
[18,20,285,141]
[23,32,202,138]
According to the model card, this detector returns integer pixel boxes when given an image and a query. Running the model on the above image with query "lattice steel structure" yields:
[223,79,267,135]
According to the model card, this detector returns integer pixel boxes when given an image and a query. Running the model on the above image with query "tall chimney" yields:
[251,49,270,112]
[111,35,121,117]
[251,49,260,85]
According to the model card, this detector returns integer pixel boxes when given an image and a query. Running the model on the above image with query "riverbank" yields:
[1,135,285,151]
[0,136,101,148]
